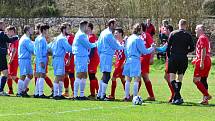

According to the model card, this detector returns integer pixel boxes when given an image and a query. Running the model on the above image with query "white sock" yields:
[97,80,103,97]
[133,81,139,97]
[34,78,39,95]
[39,78,45,96]
[125,81,131,98]
[23,77,31,91]
[18,79,24,94]
[79,78,86,97]
[101,82,108,98]
[53,82,59,97]
[74,78,81,97]
[58,81,63,96]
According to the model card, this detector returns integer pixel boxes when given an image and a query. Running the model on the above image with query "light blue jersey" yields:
[97,28,124,56]
[72,30,96,73]
[97,28,124,72]
[48,33,72,76]
[34,35,48,73]
[18,34,34,76]
[156,43,167,53]
[123,34,154,77]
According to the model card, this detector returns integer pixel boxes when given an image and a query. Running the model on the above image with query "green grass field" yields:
[0,59,215,121]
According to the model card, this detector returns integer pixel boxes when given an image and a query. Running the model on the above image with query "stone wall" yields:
[1,17,215,55]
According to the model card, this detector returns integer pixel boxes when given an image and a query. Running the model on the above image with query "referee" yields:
[0,21,18,96]
[166,19,195,105]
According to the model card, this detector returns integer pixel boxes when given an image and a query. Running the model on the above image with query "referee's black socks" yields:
[0,76,7,92]
[171,80,182,100]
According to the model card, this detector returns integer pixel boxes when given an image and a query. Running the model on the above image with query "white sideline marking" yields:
[0,105,135,117]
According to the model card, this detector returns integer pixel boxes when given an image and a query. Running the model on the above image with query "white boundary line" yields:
[0,105,135,117]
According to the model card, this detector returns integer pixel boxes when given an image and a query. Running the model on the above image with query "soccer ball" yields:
[132,96,143,105]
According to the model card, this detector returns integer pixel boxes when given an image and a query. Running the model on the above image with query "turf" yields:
[0,59,215,121]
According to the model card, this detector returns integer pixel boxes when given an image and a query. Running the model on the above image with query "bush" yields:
[203,0,215,15]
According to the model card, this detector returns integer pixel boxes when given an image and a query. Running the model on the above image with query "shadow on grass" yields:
[2,95,215,107]
[144,100,215,107]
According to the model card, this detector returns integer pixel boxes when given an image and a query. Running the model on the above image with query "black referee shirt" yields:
[167,29,195,58]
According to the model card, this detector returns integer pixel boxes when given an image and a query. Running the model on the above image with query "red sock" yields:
[110,80,117,97]
[120,78,125,90]
[167,81,174,98]
[144,80,155,97]
[90,80,95,96]
[45,76,53,89]
[138,80,142,92]
[195,81,209,96]
[69,77,75,92]
[7,78,13,89]
[64,77,69,89]
[35,77,38,85]
[14,78,19,84]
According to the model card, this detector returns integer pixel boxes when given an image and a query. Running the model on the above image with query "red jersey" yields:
[65,34,75,73]
[140,32,154,59]
[114,40,125,69]
[89,34,99,62]
[88,34,100,73]
[146,24,155,37]
[8,39,19,60]
[195,34,211,59]
[193,34,211,77]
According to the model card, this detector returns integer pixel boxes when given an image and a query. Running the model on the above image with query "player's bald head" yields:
[195,24,206,37]
[196,24,205,32]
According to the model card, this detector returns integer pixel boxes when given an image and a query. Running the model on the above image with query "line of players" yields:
[0,18,212,105]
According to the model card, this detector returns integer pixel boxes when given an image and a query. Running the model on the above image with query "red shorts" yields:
[88,59,99,73]
[193,57,211,77]
[141,55,150,75]
[112,66,123,78]
[65,63,75,73]
[8,60,18,76]
[65,55,75,73]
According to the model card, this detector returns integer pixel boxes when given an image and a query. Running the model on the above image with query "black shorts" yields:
[0,54,8,72]
[168,55,188,75]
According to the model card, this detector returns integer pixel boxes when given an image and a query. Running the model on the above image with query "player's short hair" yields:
[162,20,169,25]
[108,19,116,27]
[23,25,31,33]
[60,22,69,33]
[88,22,94,30]
[179,19,187,26]
[40,23,50,33]
[80,21,88,28]
[35,23,43,31]
[197,24,205,31]
[115,27,124,37]
[63,22,71,28]
[6,25,16,32]
[132,23,141,34]
[166,25,174,32]
[140,23,147,32]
